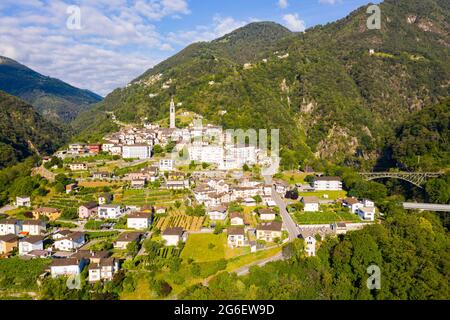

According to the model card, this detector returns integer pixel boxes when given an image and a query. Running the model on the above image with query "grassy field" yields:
[180,233,249,263]
[294,209,362,225]
[278,171,309,184]
[155,214,205,231]
[298,190,347,200]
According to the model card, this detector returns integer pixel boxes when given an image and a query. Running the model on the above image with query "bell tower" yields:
[170,97,176,129]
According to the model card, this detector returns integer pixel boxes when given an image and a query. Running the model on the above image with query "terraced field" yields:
[154,214,205,231]
[115,189,187,207]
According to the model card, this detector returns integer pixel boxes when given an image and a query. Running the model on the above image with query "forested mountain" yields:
[0,91,67,168]
[0,56,102,123]
[74,0,449,170]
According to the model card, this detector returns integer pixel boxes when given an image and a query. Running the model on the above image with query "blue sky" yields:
[0,0,380,96]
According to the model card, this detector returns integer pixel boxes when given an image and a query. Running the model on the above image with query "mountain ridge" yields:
[73,0,449,170]
[0,56,102,123]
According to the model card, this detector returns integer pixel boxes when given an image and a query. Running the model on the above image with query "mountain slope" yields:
[0,91,67,168]
[74,0,449,170]
[0,56,102,123]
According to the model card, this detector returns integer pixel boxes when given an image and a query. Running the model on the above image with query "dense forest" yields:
[178,209,449,300]
[73,0,449,170]
[0,91,67,168]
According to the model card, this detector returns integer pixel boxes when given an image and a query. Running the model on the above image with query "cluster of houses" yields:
[343,197,376,221]
[55,143,103,160]
[60,99,274,172]
[194,178,273,208]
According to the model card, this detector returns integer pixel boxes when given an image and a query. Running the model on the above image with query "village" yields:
[0,99,378,289]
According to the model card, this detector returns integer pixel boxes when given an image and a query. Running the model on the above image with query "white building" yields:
[162,227,185,246]
[122,145,152,160]
[357,207,375,221]
[69,163,88,171]
[88,258,118,282]
[302,196,320,212]
[22,220,46,236]
[51,259,86,278]
[19,236,44,256]
[313,177,342,191]
[207,206,228,221]
[54,232,86,251]
[16,196,31,207]
[0,219,21,235]
[227,227,246,248]
[230,212,245,226]
[188,144,224,165]
[127,212,152,230]
[258,208,276,221]
[98,205,125,219]
[301,234,317,257]
[159,159,175,172]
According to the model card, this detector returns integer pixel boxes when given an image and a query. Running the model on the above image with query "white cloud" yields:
[0,0,191,95]
[167,15,255,46]
[282,13,306,32]
[278,0,288,9]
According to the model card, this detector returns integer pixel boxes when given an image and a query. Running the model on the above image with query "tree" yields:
[126,241,139,257]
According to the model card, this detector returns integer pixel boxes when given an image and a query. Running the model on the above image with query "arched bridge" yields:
[359,172,444,188]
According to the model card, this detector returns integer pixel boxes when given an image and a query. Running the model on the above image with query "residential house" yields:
[0,234,18,254]
[21,220,46,236]
[206,206,228,221]
[131,179,146,190]
[334,222,348,235]
[162,227,185,246]
[16,196,31,207]
[299,232,317,257]
[227,227,246,248]
[159,159,175,172]
[66,183,79,194]
[273,180,289,195]
[122,145,152,159]
[19,236,44,256]
[33,207,61,221]
[357,207,375,221]
[78,202,99,219]
[50,258,87,278]
[230,212,244,226]
[114,232,142,250]
[98,193,113,205]
[302,196,320,212]
[313,176,342,191]
[243,197,256,207]
[127,212,153,230]
[256,221,283,243]
[98,205,125,219]
[258,208,276,221]
[69,163,88,171]
[54,232,86,251]
[344,197,363,214]
[154,206,167,214]
[92,172,110,180]
[71,250,110,264]
[88,258,119,282]
[0,219,21,235]
[88,144,102,154]
[52,229,72,240]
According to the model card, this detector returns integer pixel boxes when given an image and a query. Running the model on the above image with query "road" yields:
[264,175,300,240]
